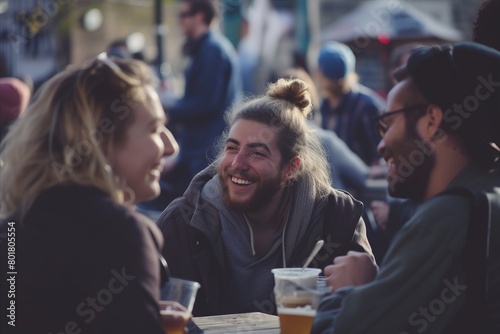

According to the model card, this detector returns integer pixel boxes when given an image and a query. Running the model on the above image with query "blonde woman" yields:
[0,54,179,333]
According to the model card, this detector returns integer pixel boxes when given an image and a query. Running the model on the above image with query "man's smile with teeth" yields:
[231,176,254,185]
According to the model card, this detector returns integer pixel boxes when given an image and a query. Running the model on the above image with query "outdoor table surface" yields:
[193,312,280,333]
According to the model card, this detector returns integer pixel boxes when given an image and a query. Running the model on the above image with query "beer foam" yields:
[278,306,317,317]
[160,309,190,320]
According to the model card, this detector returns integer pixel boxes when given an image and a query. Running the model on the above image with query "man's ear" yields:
[283,156,301,182]
[418,104,444,140]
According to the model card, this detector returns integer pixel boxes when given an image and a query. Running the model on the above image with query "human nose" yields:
[161,128,179,157]
[377,137,386,158]
[231,151,249,170]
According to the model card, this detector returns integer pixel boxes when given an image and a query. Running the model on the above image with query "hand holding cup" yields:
[160,278,200,334]
[159,301,191,334]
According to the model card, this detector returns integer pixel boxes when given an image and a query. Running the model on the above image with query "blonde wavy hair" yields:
[0,54,157,219]
[215,78,332,198]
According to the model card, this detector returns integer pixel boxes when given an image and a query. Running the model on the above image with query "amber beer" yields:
[277,294,317,334]
[277,306,316,334]
[271,268,321,334]
[160,309,190,334]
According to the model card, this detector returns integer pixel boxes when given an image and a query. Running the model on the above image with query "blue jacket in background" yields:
[170,30,242,178]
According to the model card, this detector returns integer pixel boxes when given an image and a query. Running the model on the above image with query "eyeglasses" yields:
[374,105,428,138]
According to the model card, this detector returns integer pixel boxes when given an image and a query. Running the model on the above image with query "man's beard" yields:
[218,170,283,213]
[387,134,435,202]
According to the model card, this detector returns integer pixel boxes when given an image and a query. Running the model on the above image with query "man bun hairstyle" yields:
[267,78,312,117]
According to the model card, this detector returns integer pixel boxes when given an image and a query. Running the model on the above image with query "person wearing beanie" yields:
[317,41,384,165]
[0,77,31,141]
[312,42,500,333]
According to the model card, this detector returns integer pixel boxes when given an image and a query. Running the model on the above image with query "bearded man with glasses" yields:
[312,42,500,334]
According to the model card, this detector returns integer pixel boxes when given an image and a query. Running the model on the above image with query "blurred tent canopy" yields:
[320,0,463,43]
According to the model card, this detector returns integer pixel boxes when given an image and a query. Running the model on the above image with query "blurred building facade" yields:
[0,0,71,88]
[320,0,481,40]
[0,0,485,95]
[318,0,484,95]
[0,0,183,90]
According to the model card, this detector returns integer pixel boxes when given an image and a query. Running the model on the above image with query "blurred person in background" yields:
[0,77,31,143]
[0,54,184,333]
[163,0,242,203]
[317,42,384,166]
[107,39,133,59]
[238,0,297,95]
[107,36,146,61]
[284,67,369,195]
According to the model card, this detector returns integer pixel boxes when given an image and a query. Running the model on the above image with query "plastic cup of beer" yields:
[160,278,200,334]
[272,268,323,334]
